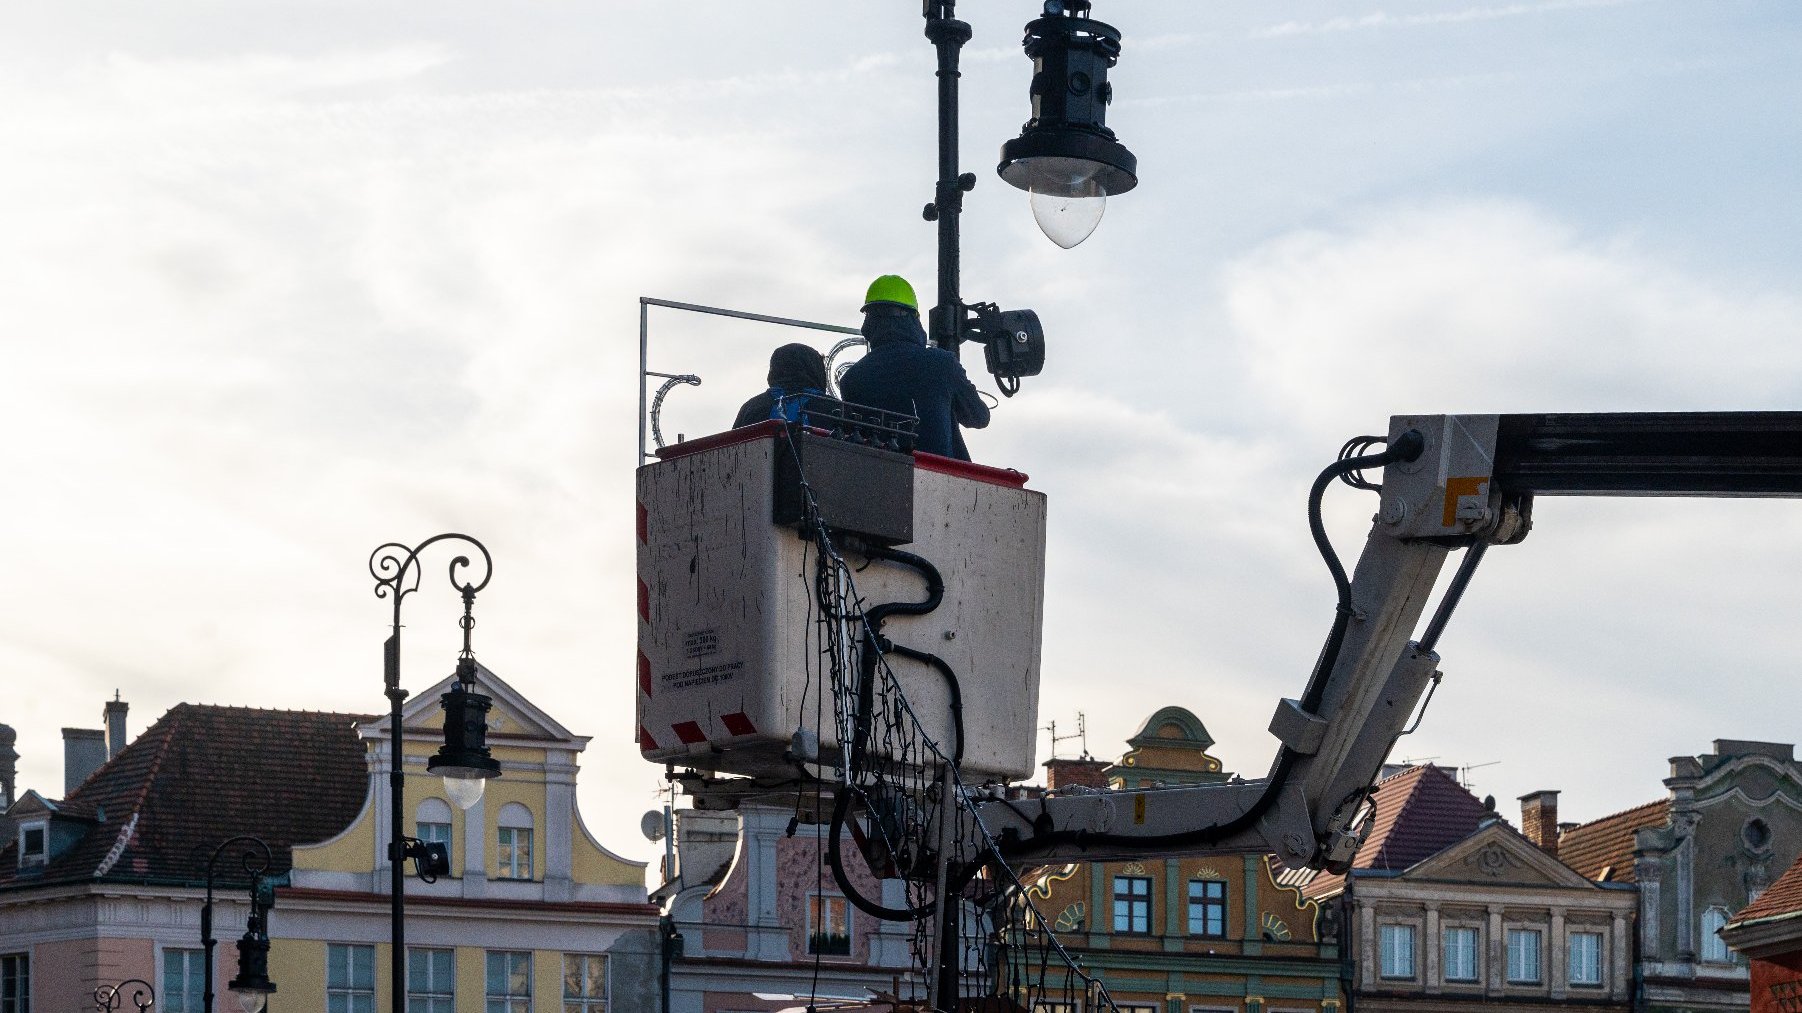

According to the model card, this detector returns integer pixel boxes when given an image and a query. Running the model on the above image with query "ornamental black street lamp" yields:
[370,534,500,1013]
[94,979,155,1012]
[920,0,1136,394]
[201,836,278,1013]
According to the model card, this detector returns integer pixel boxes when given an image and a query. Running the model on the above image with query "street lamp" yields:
[201,836,278,1013]
[94,979,155,1012]
[370,534,500,1013]
[998,0,1138,249]
[920,0,1136,394]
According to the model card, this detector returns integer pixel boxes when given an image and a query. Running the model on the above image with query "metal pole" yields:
[928,762,960,1011]
[202,836,273,1013]
[639,298,651,464]
[924,2,973,351]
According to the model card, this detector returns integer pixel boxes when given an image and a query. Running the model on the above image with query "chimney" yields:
[0,724,16,808]
[1519,789,1560,857]
[104,692,129,759]
[1045,756,1110,791]
[63,728,107,795]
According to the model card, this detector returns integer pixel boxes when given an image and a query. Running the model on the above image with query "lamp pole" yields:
[94,979,155,1012]
[202,835,277,1013]
[370,534,500,1013]
[922,0,975,353]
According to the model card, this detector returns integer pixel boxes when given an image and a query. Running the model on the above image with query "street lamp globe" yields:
[998,0,1137,249]
[428,658,502,810]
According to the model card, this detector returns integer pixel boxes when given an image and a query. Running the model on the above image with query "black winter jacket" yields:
[839,308,989,460]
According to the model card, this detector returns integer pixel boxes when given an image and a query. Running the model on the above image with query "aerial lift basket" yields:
[636,421,1046,782]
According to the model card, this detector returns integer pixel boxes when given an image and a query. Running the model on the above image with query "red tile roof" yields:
[0,704,371,890]
[1302,764,1496,899]
[1555,799,1669,884]
[1729,854,1802,927]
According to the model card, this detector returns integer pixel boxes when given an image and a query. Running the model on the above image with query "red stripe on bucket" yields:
[639,726,658,751]
[637,578,650,622]
[638,651,652,697]
[672,721,706,745]
[721,712,756,736]
[637,501,648,544]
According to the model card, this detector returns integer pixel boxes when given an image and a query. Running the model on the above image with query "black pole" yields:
[203,836,272,1013]
[924,0,973,351]
[370,534,493,1013]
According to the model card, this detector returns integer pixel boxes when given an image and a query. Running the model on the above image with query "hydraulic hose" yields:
[999,431,1426,859]
[848,546,945,773]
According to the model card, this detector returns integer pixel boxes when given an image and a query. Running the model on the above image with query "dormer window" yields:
[18,822,47,867]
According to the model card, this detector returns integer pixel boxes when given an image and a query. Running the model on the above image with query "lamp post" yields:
[370,534,502,1013]
[919,0,1136,392]
[94,979,155,1012]
[201,835,278,1013]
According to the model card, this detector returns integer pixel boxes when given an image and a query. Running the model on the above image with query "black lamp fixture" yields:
[371,534,497,1013]
[920,0,1136,395]
[94,979,156,1012]
[998,0,1138,249]
[201,836,279,1013]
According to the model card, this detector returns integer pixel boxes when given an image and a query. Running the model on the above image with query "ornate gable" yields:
[1404,822,1598,889]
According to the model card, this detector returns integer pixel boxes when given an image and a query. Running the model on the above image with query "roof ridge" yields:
[1569,797,1668,831]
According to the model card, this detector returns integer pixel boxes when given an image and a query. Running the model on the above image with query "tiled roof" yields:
[1729,854,1802,927]
[0,704,371,890]
[1302,764,1495,899]
[1555,799,1669,884]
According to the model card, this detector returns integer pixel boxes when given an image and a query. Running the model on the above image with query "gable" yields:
[388,662,586,747]
[1404,823,1597,889]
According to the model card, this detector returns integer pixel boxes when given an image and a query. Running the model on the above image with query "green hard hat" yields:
[862,274,918,312]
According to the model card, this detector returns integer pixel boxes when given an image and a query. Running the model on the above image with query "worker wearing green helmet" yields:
[841,274,990,460]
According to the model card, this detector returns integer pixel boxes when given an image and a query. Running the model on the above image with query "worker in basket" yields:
[839,274,990,461]
[734,343,830,429]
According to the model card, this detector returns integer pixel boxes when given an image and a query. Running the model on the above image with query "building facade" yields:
[0,669,657,1012]
[1559,739,1802,1013]
[1027,708,1344,1013]
[1722,854,1802,1013]
[1297,765,1636,1013]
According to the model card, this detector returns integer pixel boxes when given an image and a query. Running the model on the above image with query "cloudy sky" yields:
[4,1,1800,870]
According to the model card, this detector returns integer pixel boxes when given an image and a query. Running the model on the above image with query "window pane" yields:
[1443,927,1477,982]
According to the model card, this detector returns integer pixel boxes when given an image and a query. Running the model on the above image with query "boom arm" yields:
[977,412,1802,871]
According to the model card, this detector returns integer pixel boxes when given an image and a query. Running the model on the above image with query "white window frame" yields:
[496,802,534,881]
[1700,907,1731,964]
[1442,924,1480,984]
[17,822,46,867]
[1568,930,1604,987]
[485,950,533,1013]
[1505,927,1543,984]
[1379,922,1417,980]
[327,943,377,1013]
[1,952,28,1013]
[161,947,206,1013]
[407,947,455,1013]
[807,894,853,957]
[563,953,609,1013]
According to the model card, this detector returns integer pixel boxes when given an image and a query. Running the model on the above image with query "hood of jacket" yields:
[861,306,928,350]
[766,342,829,392]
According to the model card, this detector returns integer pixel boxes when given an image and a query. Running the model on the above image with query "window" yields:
[327,944,377,1013]
[1568,931,1603,986]
[1701,907,1731,963]
[408,947,455,1013]
[1379,923,1416,979]
[486,951,532,1013]
[808,895,852,956]
[1112,876,1151,934]
[563,954,608,1012]
[1442,926,1478,983]
[497,803,534,880]
[162,949,205,1013]
[17,825,45,867]
[417,797,453,868]
[1,953,26,1013]
[1187,879,1227,938]
[1506,928,1542,984]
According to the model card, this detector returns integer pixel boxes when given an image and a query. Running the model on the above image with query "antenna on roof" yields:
[1457,760,1500,790]
[1043,712,1088,760]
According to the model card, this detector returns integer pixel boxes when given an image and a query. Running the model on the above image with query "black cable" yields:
[885,643,964,767]
[998,430,1426,860]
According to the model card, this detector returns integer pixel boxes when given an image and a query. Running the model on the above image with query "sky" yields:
[3,1,1801,874]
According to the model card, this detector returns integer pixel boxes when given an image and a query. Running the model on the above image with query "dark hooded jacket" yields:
[734,343,831,429]
[839,307,990,460]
